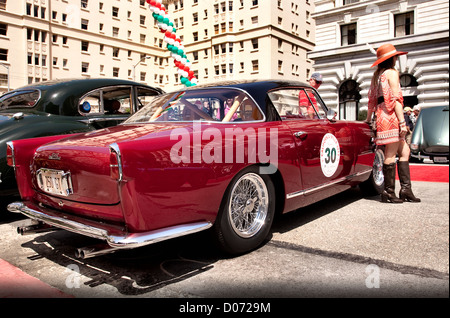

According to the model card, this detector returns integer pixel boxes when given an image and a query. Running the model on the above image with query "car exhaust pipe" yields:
[17,222,59,236]
[75,244,120,259]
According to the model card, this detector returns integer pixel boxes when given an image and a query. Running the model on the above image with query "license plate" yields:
[36,169,73,197]
[433,156,448,163]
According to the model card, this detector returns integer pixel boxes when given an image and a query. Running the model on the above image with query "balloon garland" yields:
[146,0,198,87]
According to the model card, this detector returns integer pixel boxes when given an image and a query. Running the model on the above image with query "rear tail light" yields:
[6,141,15,167]
[109,143,122,181]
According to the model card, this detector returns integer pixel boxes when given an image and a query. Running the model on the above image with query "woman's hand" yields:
[399,122,408,136]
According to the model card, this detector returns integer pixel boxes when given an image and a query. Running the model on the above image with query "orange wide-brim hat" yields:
[371,43,407,67]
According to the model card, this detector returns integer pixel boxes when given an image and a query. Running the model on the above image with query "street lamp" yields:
[133,55,152,81]
[0,62,10,92]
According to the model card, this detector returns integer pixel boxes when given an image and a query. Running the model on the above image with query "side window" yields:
[78,86,132,115]
[136,87,161,111]
[103,86,132,114]
[269,88,326,120]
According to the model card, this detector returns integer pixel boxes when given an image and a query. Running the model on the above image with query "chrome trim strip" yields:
[109,143,123,182]
[7,201,212,250]
[286,169,372,200]
[6,141,15,168]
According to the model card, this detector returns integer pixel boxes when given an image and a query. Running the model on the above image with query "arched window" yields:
[400,74,419,109]
[339,79,362,120]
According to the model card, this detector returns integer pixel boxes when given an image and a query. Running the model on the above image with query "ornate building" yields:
[0,0,315,93]
[310,0,449,119]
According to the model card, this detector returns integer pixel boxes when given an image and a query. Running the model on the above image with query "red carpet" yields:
[0,259,72,298]
[396,164,449,183]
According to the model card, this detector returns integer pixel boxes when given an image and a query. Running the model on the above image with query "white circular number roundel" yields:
[320,133,340,177]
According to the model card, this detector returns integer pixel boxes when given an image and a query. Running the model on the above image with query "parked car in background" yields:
[7,80,377,258]
[410,106,449,163]
[0,78,163,199]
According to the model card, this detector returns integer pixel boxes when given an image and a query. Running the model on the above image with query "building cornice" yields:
[309,30,449,59]
[313,0,409,18]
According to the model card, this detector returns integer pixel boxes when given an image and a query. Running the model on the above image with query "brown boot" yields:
[381,163,403,203]
[397,161,421,202]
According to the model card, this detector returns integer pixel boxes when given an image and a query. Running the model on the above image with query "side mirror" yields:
[326,109,337,121]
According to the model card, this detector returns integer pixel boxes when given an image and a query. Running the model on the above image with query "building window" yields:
[343,0,359,5]
[395,12,414,37]
[81,0,88,9]
[0,48,7,61]
[113,47,119,58]
[82,62,89,73]
[113,27,119,37]
[339,80,362,120]
[0,0,6,10]
[251,39,258,50]
[252,60,259,72]
[81,41,89,52]
[81,19,89,30]
[341,23,356,46]
[113,67,119,77]
[0,23,6,36]
[278,60,283,73]
[400,74,419,109]
[0,74,8,87]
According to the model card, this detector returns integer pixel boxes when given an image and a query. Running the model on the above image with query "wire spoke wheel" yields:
[215,167,275,255]
[228,173,269,238]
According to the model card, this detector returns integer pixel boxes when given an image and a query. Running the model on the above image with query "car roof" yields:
[185,79,310,92]
[176,79,312,113]
[1,78,164,115]
[13,78,161,92]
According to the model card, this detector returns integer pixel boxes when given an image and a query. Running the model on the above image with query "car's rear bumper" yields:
[7,201,212,250]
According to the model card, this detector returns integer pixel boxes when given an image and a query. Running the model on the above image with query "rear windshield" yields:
[0,89,40,110]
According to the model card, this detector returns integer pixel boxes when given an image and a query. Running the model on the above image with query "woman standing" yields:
[366,43,420,203]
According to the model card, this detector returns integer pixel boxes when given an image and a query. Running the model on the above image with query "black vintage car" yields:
[0,78,163,199]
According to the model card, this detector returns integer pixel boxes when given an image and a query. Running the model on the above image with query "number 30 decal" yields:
[320,133,340,177]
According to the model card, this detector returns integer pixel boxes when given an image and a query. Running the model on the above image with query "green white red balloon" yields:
[146,0,198,87]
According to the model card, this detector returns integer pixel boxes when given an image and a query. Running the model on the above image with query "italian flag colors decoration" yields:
[147,0,198,87]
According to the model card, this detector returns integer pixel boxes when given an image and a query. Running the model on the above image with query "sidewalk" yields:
[0,259,72,298]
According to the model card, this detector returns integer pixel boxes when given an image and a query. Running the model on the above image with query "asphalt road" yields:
[0,180,448,300]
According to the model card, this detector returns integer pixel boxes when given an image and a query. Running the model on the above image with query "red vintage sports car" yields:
[7,80,377,259]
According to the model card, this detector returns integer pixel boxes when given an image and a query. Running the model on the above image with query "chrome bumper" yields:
[7,201,212,250]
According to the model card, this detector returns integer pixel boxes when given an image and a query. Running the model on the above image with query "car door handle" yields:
[293,131,308,140]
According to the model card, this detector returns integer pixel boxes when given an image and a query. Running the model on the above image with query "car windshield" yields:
[124,88,264,123]
[0,89,40,110]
